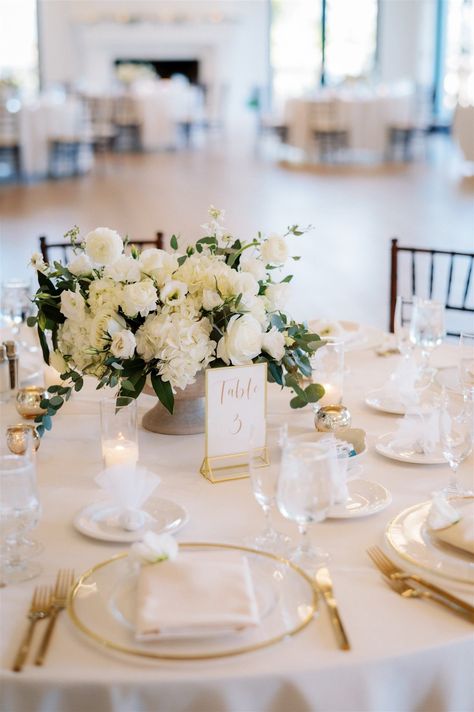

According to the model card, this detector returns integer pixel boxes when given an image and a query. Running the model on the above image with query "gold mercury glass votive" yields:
[16,386,48,419]
[315,404,352,432]
[6,423,41,455]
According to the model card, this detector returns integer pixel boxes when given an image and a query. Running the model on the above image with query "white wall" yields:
[378,0,436,88]
[38,0,269,118]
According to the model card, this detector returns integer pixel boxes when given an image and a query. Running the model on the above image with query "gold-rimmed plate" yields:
[68,542,318,661]
[386,499,474,585]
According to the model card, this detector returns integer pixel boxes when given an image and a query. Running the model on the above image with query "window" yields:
[442,0,474,112]
[0,0,39,97]
[324,0,378,85]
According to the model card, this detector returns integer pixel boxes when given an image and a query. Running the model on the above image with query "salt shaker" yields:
[4,340,19,393]
[0,345,11,403]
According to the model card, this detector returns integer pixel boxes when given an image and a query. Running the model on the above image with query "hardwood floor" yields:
[1,132,473,329]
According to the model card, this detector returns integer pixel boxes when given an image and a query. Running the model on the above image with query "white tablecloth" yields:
[1,342,473,712]
[452,105,474,162]
[131,82,204,151]
[18,96,93,179]
[286,92,415,156]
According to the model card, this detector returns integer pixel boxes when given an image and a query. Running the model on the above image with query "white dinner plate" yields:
[308,320,384,353]
[375,433,446,465]
[327,478,392,519]
[73,497,188,543]
[386,497,474,585]
[365,391,406,415]
[435,367,462,395]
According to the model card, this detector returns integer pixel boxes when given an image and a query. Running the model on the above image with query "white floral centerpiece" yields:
[29,208,324,436]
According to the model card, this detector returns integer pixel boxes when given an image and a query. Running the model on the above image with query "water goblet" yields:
[409,298,445,377]
[277,439,335,573]
[1,281,32,337]
[439,392,474,496]
[459,331,474,401]
[0,451,41,584]
[394,296,414,358]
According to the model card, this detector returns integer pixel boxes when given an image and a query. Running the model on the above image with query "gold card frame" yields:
[200,363,269,483]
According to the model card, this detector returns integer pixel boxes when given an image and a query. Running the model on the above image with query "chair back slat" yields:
[389,239,474,338]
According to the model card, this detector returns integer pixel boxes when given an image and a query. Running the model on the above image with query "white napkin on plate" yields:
[390,406,440,455]
[309,319,358,344]
[135,551,260,640]
[379,356,422,409]
[428,496,474,555]
[95,465,160,531]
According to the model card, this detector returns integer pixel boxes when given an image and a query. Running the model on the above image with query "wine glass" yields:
[459,331,474,401]
[1,281,32,336]
[394,296,414,358]
[409,298,445,377]
[277,439,335,573]
[439,392,474,496]
[0,451,41,584]
[247,445,290,554]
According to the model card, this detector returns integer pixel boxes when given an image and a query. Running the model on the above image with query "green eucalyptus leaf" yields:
[290,395,307,409]
[304,383,325,403]
[170,234,179,251]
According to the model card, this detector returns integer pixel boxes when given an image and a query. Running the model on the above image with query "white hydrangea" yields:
[84,227,124,266]
[217,314,263,366]
[104,255,141,283]
[121,279,157,318]
[87,278,123,311]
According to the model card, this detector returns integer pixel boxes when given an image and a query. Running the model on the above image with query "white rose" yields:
[202,289,223,311]
[121,279,157,317]
[68,252,93,277]
[262,327,286,360]
[60,287,87,322]
[265,282,290,312]
[84,227,123,266]
[139,249,178,287]
[248,296,269,327]
[240,254,267,282]
[90,308,126,349]
[160,280,188,306]
[217,314,263,366]
[104,255,141,283]
[260,233,288,266]
[110,329,136,359]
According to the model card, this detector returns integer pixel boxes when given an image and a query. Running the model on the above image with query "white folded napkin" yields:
[379,356,422,409]
[428,496,474,556]
[390,406,440,455]
[95,465,160,531]
[315,435,350,504]
[309,319,358,344]
[135,551,260,640]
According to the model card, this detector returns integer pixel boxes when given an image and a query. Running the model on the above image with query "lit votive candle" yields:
[102,436,139,468]
[318,381,343,407]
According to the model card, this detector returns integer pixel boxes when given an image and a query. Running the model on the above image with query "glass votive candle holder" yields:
[16,387,48,419]
[6,423,41,455]
[310,340,344,407]
[100,396,138,469]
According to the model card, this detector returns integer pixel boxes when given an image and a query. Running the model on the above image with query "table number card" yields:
[200,363,268,483]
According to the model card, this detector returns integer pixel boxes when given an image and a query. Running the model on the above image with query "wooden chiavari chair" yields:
[39,232,164,264]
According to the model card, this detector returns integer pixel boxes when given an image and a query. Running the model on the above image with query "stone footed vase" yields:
[142,373,205,435]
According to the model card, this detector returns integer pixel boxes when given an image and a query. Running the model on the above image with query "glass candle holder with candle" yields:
[310,340,344,407]
[100,396,138,469]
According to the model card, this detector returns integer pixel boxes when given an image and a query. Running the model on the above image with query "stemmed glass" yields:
[394,296,414,358]
[459,331,474,401]
[1,281,32,335]
[0,448,41,584]
[277,439,335,573]
[439,391,474,496]
[247,445,290,554]
[409,298,445,377]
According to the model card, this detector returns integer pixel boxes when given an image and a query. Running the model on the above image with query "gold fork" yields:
[34,569,75,666]
[12,586,52,672]
[380,570,474,622]
[367,546,474,618]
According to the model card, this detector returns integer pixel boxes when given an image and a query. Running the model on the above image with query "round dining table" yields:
[1,338,473,712]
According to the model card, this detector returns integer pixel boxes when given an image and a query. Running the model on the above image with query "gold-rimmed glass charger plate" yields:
[68,542,318,661]
[386,499,474,585]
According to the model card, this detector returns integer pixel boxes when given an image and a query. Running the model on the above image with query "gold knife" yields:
[315,567,351,651]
